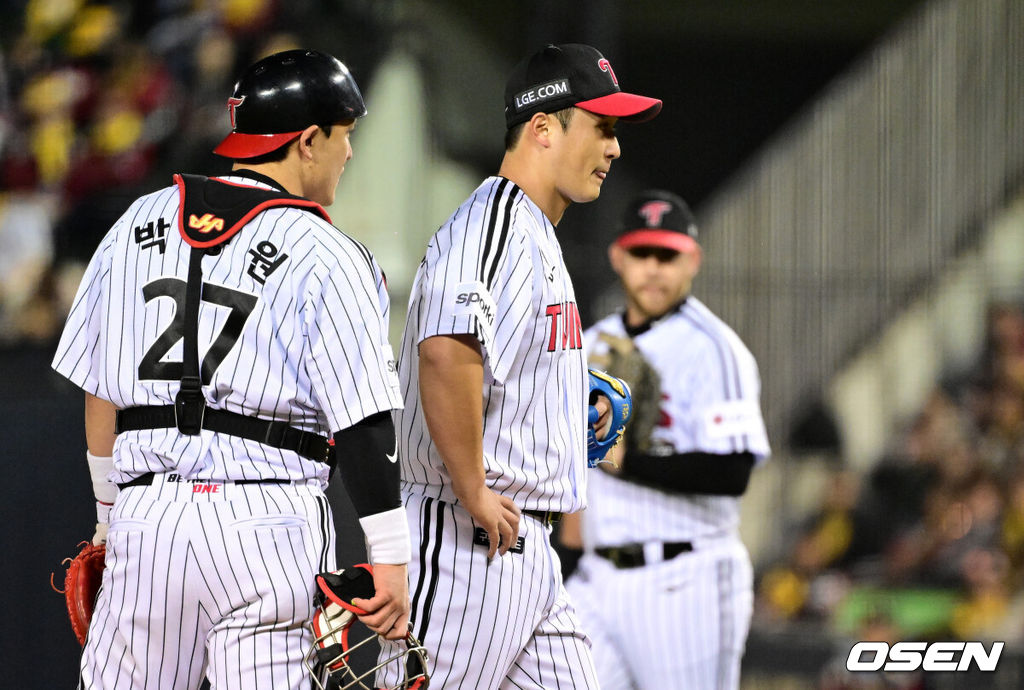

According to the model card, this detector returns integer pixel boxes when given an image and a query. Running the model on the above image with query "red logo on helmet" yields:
[227,96,245,130]
[638,200,672,227]
[598,59,618,86]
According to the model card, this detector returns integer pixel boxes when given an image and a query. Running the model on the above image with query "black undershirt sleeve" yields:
[617,451,756,496]
[332,411,401,517]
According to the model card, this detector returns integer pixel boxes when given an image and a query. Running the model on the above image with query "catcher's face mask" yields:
[306,565,429,690]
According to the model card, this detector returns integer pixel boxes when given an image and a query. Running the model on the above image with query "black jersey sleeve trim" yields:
[485,183,519,289]
[478,178,509,285]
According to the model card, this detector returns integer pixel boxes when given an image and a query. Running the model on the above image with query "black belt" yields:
[470,509,562,555]
[595,541,693,569]
[117,472,292,491]
[523,509,562,526]
[115,405,332,465]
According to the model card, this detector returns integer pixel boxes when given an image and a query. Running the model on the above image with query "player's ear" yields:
[525,112,553,148]
[690,246,703,275]
[296,125,321,160]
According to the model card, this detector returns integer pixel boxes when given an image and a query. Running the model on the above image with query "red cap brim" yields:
[212,131,303,159]
[576,92,662,122]
[616,229,698,253]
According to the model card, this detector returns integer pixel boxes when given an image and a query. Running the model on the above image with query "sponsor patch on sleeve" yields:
[381,342,400,396]
[453,281,497,343]
[701,400,762,439]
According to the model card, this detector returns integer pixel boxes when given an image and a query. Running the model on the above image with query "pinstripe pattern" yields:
[55,173,400,688]
[396,176,589,513]
[379,493,598,689]
[80,479,336,690]
[53,175,402,485]
[716,557,736,689]
[580,297,769,545]
[566,295,767,689]
[567,541,753,690]
[390,176,595,687]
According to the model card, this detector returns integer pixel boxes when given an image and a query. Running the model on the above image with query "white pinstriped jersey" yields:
[581,297,770,546]
[52,174,402,486]
[396,176,589,513]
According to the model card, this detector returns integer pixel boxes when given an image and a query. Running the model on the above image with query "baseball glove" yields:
[52,541,106,646]
[590,332,663,455]
[587,369,632,467]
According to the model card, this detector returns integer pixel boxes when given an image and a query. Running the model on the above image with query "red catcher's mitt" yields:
[52,541,106,646]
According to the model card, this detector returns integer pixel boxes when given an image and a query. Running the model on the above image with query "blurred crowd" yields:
[0,0,358,343]
[758,302,1024,652]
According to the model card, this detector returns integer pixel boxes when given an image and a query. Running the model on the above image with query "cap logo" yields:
[598,58,618,86]
[638,200,672,227]
[227,96,245,130]
[513,79,572,112]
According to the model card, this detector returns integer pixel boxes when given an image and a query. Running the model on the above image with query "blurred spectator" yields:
[758,470,860,622]
[819,615,924,690]
[0,0,342,343]
[0,187,57,341]
[758,302,1024,653]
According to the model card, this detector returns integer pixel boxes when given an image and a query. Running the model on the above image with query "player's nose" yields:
[606,136,621,160]
[643,254,663,273]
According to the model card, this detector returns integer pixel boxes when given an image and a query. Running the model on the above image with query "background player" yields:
[51,49,411,689]
[383,44,661,688]
[561,189,771,689]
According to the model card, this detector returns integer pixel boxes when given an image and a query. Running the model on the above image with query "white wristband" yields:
[358,507,410,565]
[96,500,113,524]
[87,451,118,505]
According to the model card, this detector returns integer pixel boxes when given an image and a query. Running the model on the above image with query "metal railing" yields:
[693,0,1024,449]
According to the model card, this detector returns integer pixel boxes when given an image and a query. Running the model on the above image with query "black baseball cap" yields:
[214,49,366,159]
[504,44,662,128]
[616,190,699,253]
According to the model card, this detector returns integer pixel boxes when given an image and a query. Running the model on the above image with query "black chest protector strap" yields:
[115,174,335,466]
[172,244,208,435]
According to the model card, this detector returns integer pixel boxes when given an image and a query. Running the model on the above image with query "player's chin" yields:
[574,179,604,202]
[636,293,671,316]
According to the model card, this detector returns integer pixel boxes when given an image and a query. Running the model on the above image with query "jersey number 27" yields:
[138,277,257,384]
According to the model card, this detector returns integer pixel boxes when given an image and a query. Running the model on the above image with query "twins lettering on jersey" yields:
[545,301,583,352]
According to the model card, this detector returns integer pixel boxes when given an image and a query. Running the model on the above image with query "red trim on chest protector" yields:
[173,173,331,249]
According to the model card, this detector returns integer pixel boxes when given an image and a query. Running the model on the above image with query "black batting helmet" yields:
[214,49,367,159]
